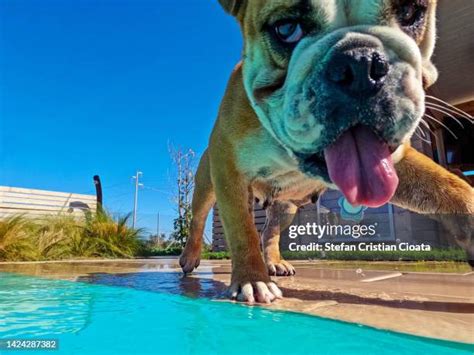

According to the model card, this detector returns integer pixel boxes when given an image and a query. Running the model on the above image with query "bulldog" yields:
[180,0,474,303]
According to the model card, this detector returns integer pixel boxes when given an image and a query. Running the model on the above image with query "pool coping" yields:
[1,258,473,344]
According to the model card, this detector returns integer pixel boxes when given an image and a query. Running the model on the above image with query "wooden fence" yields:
[0,186,97,219]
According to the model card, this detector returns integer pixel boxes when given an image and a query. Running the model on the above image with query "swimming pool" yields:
[0,272,472,355]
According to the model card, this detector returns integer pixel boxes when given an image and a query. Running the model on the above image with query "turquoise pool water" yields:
[0,272,472,355]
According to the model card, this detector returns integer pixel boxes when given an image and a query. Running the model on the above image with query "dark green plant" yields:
[83,210,143,258]
[281,248,466,261]
[171,208,192,248]
[138,246,183,257]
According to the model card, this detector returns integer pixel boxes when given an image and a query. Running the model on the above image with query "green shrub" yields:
[82,211,142,258]
[0,216,37,261]
[138,246,183,257]
[196,249,466,261]
[281,248,466,261]
[201,251,230,260]
[35,215,82,259]
[0,211,143,262]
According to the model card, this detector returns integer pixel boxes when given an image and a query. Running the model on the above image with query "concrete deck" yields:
[1,258,473,344]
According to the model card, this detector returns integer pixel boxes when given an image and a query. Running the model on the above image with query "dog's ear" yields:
[218,0,244,17]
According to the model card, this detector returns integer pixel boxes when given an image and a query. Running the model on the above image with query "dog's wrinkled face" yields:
[220,0,438,207]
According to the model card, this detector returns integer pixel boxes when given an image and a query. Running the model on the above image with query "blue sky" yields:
[0,0,243,236]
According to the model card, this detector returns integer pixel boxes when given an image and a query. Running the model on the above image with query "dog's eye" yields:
[274,21,304,44]
[398,1,426,27]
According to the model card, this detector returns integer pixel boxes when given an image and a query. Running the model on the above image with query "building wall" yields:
[212,190,449,252]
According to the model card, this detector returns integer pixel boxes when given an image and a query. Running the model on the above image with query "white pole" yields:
[157,212,160,236]
[132,171,142,229]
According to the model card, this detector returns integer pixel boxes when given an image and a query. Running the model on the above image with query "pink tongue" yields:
[324,126,399,208]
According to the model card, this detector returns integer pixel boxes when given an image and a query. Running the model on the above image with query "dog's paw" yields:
[179,248,201,274]
[228,281,283,304]
[266,259,296,276]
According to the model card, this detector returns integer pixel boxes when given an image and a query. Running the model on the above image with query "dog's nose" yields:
[327,49,389,96]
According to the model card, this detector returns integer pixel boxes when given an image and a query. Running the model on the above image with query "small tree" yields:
[169,145,195,247]
[146,233,168,249]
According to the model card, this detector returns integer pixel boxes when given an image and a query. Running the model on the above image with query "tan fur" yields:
[182,66,283,301]
[179,150,215,272]
[208,69,271,288]
[393,147,474,214]
[262,201,298,276]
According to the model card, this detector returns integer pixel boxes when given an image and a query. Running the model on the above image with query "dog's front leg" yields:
[392,147,474,264]
[211,153,282,303]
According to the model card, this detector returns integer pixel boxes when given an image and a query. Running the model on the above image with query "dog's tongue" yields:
[324,126,399,208]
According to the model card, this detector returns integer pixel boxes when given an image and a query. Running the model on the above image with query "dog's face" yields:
[220,0,438,207]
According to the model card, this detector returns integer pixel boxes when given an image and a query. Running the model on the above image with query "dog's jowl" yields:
[180,0,474,303]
